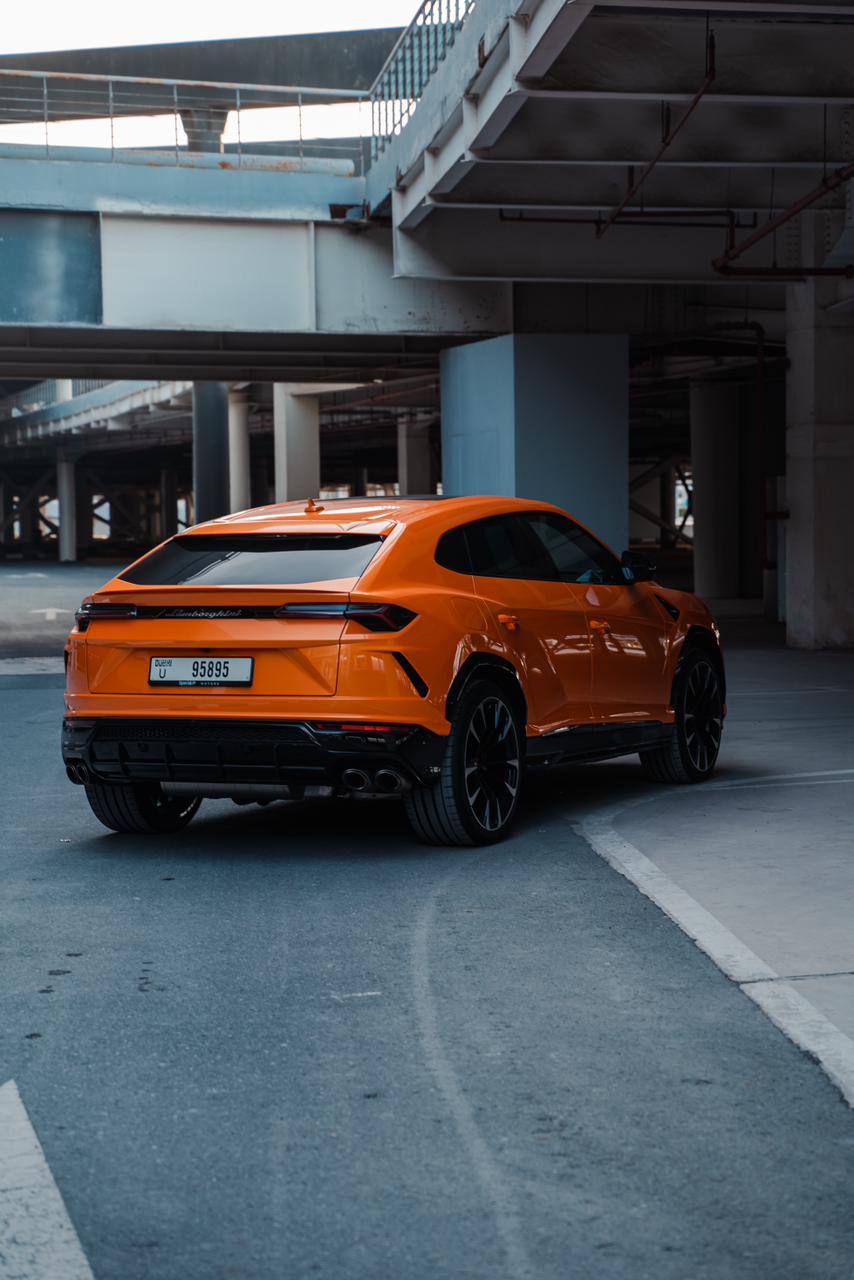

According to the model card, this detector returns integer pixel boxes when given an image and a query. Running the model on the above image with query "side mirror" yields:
[621,550,656,583]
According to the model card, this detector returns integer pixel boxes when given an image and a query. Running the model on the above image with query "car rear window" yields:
[120,535,383,587]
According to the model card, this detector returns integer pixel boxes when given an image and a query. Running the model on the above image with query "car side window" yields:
[435,525,473,574]
[522,512,622,585]
[465,515,558,580]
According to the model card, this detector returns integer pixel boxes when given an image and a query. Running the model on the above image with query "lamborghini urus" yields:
[62,496,725,845]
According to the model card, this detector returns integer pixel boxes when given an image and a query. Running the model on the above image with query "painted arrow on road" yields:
[28,608,71,622]
[0,1080,94,1280]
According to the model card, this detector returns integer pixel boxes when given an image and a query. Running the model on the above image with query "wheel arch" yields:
[445,653,528,729]
[680,625,726,703]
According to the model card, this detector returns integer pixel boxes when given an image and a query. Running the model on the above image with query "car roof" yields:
[188,495,566,537]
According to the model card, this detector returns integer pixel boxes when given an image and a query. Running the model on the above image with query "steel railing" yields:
[0,379,112,418]
[0,5,479,177]
[370,0,477,160]
[0,67,368,174]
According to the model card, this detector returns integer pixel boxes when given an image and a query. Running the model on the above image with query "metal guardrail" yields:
[0,379,112,418]
[0,67,367,173]
[370,0,477,160]
[0,5,478,177]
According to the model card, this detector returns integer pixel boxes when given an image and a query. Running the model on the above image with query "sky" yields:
[0,0,421,56]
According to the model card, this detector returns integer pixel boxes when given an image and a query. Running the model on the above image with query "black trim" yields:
[392,652,429,697]
[62,717,446,789]
[526,721,673,768]
[654,594,680,622]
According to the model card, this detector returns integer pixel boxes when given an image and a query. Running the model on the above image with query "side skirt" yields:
[526,721,673,769]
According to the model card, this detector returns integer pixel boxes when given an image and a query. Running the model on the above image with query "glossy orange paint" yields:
[64,496,721,738]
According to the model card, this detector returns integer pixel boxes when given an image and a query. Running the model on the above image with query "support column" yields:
[785,279,854,648]
[228,391,251,513]
[54,378,73,403]
[441,335,629,551]
[689,383,742,600]
[192,383,230,524]
[56,456,77,563]
[159,469,178,540]
[397,418,432,495]
[0,480,12,545]
[273,388,320,502]
[75,471,92,552]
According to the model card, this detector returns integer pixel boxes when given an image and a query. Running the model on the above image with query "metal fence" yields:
[0,67,368,174]
[370,0,477,159]
[0,379,112,418]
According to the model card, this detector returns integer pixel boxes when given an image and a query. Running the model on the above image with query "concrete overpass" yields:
[0,1,852,649]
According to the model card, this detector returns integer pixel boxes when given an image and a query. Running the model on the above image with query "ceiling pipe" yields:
[596,29,716,240]
[712,160,854,278]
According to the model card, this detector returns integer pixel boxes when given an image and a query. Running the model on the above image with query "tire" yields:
[84,781,201,834]
[405,679,524,846]
[639,648,724,784]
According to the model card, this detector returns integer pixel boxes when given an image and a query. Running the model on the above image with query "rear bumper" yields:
[62,717,446,792]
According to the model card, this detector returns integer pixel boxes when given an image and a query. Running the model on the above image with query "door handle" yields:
[498,613,520,632]
[589,618,610,631]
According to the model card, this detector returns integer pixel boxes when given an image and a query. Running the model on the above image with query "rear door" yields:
[520,512,670,722]
[83,532,383,699]
[465,514,593,731]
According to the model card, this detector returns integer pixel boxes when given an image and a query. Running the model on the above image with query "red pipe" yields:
[713,160,854,274]
[597,31,716,240]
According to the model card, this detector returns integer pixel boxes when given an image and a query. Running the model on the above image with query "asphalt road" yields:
[0,562,123,656]
[3,678,854,1280]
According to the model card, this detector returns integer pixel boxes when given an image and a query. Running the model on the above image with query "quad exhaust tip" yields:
[341,768,371,792]
[66,761,90,785]
[375,769,405,794]
[341,768,407,794]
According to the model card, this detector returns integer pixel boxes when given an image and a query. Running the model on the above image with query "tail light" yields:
[75,599,138,632]
[277,603,416,632]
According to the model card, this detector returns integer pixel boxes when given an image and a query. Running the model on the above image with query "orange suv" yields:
[62,496,725,845]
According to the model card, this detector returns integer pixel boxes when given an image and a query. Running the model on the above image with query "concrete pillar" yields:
[397,418,432,495]
[689,383,742,600]
[273,388,320,502]
[690,379,766,604]
[192,383,230,524]
[56,456,76,562]
[228,391,251,513]
[54,378,73,403]
[659,466,676,549]
[785,279,854,648]
[159,469,178,540]
[350,466,369,497]
[75,472,92,551]
[180,107,228,153]
[440,334,629,552]
[0,480,12,544]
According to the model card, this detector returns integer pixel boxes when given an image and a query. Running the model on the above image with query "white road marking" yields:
[6,572,48,579]
[0,1080,94,1280]
[0,658,65,676]
[27,608,70,622]
[413,861,533,1280]
[575,769,854,1108]
[329,991,382,1001]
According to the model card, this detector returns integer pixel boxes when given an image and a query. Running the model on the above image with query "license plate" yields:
[149,657,254,687]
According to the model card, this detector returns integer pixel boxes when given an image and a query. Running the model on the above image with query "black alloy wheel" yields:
[682,655,724,775]
[405,678,524,845]
[639,649,724,784]
[462,695,521,834]
[84,781,202,834]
